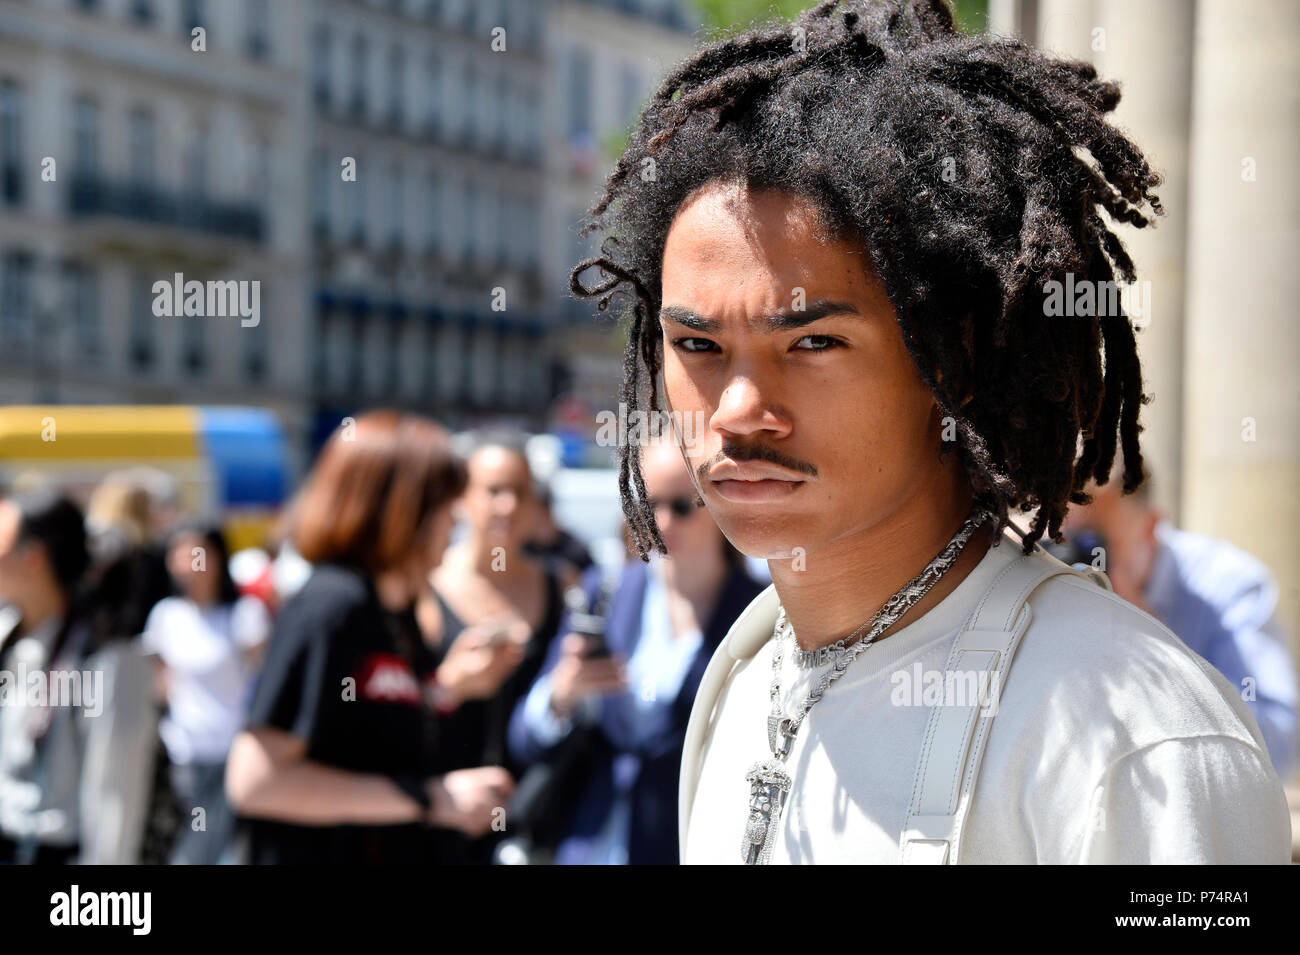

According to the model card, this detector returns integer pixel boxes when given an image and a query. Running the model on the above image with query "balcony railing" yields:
[68,176,265,242]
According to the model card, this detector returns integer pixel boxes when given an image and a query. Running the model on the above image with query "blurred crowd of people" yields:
[0,409,1294,865]
[0,411,770,864]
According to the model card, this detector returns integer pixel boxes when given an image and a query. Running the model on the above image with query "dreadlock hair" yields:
[569,0,1160,561]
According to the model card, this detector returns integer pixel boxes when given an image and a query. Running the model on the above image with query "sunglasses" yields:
[648,496,702,518]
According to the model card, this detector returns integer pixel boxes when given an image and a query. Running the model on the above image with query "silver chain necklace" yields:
[787,611,873,669]
[741,505,991,864]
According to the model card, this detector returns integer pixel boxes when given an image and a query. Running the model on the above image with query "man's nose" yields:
[710,372,791,439]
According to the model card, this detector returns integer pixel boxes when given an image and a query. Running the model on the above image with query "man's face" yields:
[658,182,943,561]
[1060,482,1159,609]
[640,440,719,561]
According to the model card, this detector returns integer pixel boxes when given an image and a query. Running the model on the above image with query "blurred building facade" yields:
[307,0,549,446]
[543,0,697,466]
[0,0,312,459]
[0,0,697,470]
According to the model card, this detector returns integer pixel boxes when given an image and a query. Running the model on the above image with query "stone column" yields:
[1182,0,1300,638]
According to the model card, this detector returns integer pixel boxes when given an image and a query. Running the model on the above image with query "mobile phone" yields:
[564,586,610,658]
[580,631,610,660]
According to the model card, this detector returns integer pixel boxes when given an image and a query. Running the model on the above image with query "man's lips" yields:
[710,478,805,503]
[707,461,808,483]
[706,461,809,504]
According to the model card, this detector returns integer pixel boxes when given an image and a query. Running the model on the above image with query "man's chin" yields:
[714,518,819,562]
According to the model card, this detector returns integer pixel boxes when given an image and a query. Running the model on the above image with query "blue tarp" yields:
[197,407,290,507]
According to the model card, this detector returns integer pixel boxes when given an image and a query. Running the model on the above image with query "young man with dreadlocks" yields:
[570,0,1290,864]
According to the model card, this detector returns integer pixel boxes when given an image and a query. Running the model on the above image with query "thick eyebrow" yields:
[659,300,860,333]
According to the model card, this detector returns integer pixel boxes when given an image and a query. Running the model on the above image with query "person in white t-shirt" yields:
[566,1,1291,863]
[142,521,270,863]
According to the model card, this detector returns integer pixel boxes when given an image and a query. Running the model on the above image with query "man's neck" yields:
[768,484,993,653]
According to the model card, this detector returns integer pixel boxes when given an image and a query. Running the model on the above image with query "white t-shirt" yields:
[143,595,271,766]
[681,534,1291,864]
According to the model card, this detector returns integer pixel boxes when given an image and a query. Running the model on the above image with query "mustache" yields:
[697,441,819,484]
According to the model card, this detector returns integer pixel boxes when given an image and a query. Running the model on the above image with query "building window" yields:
[312,25,332,106]
[424,54,441,136]
[385,320,402,395]
[526,89,541,153]
[492,72,509,151]
[495,191,508,266]
[1,81,22,205]
[328,313,350,391]
[461,181,476,262]
[347,156,366,245]
[182,0,205,37]
[330,312,352,392]
[245,287,267,380]
[520,198,535,270]
[387,162,404,249]
[424,172,440,253]
[62,262,101,365]
[566,50,592,138]
[387,45,405,129]
[312,312,330,390]
[130,0,154,26]
[348,315,365,393]
[182,296,205,374]
[0,251,33,347]
[249,136,272,212]
[246,0,270,60]
[350,34,369,120]
[184,121,209,198]
[312,148,330,236]
[422,322,439,400]
[128,108,155,189]
[460,65,476,143]
[130,271,155,370]
[71,97,99,180]
[618,64,642,127]
[472,320,494,405]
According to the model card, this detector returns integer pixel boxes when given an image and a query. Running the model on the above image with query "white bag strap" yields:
[899,551,1084,864]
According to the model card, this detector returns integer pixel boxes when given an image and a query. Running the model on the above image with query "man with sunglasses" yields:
[508,438,764,863]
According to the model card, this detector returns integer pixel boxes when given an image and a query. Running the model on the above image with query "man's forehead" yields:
[662,188,885,314]
[666,188,846,268]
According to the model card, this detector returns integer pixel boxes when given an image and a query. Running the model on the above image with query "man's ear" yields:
[1141,508,1161,548]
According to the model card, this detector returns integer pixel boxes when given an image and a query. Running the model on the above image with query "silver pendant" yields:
[741,759,792,865]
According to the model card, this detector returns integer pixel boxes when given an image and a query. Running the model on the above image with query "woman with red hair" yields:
[226,412,519,864]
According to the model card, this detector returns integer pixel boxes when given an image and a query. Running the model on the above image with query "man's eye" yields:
[671,338,718,353]
[794,335,844,351]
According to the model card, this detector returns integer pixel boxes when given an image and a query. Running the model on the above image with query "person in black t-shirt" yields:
[225,412,521,864]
